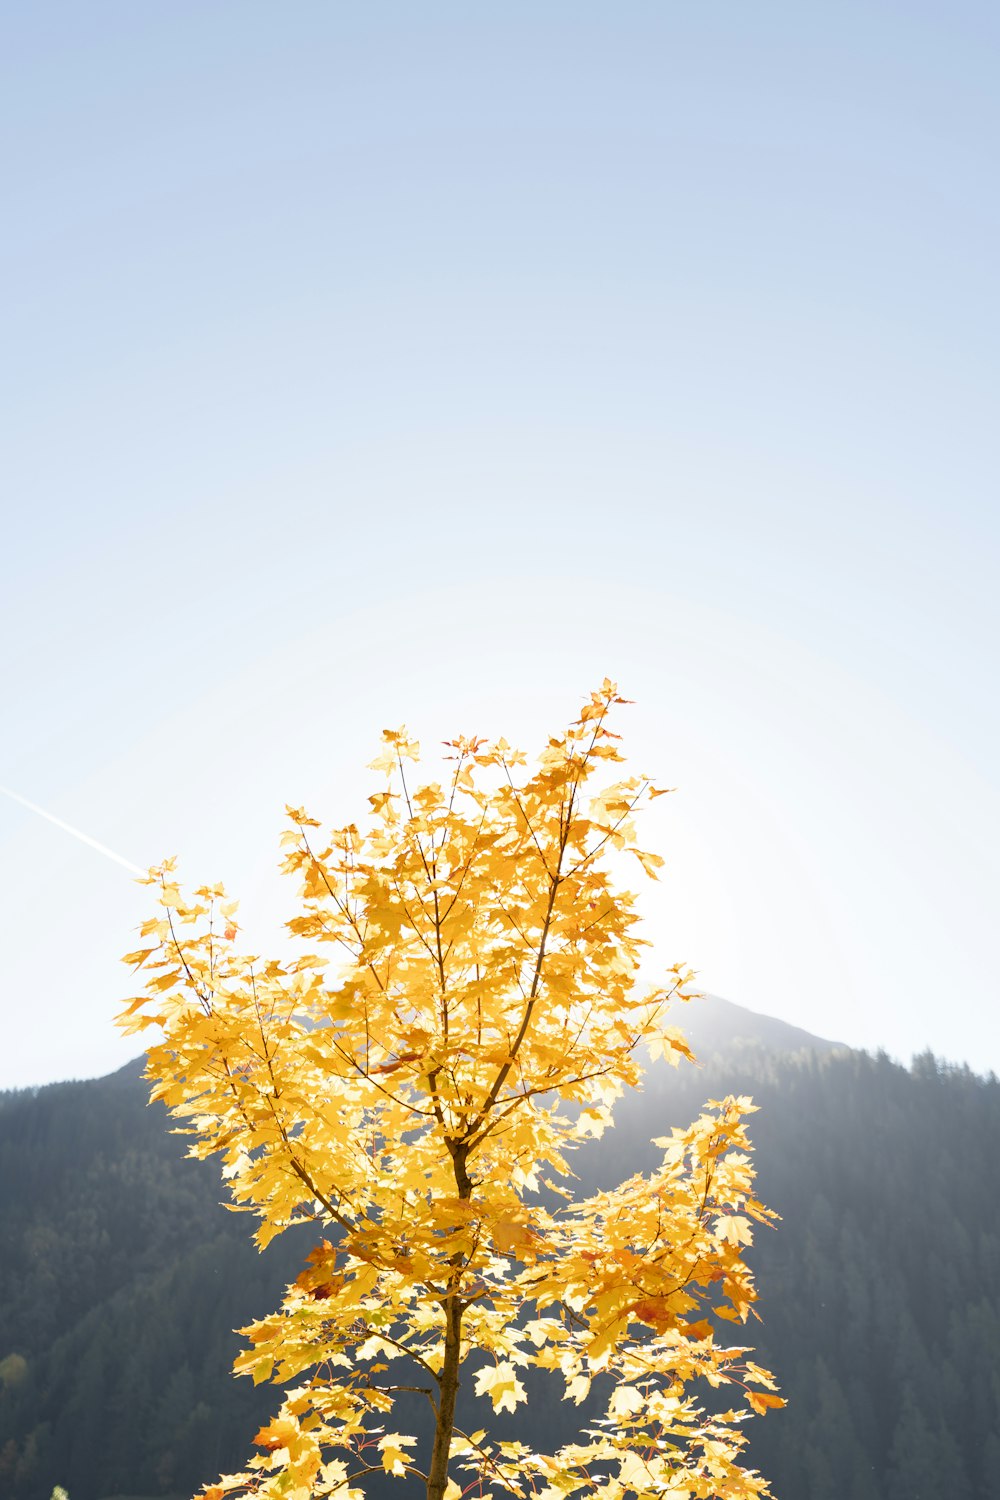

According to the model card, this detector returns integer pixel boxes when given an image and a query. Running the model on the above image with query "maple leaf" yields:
[378,1432,418,1476]
[474,1361,527,1414]
[716,1214,754,1246]
[746,1391,787,1415]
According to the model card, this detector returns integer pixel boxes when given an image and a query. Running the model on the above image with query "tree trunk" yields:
[426,1141,473,1500]
[426,1291,463,1500]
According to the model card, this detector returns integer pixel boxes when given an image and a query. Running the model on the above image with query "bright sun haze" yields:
[1,2,997,1088]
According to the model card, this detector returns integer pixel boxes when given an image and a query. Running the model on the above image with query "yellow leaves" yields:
[576,1105,612,1139]
[378,1432,417,1476]
[492,1211,535,1256]
[680,1319,714,1342]
[355,1333,394,1361]
[254,1416,299,1451]
[121,947,156,968]
[369,728,420,775]
[632,1298,674,1333]
[523,1317,562,1348]
[645,1020,696,1068]
[254,1220,286,1251]
[745,1391,786,1416]
[199,1481,255,1500]
[117,684,782,1500]
[285,804,321,828]
[744,1361,780,1392]
[474,1361,527,1413]
[631,847,665,879]
[317,1458,352,1496]
[368,790,398,818]
[144,969,183,993]
[116,994,152,1034]
[715,1215,754,1247]
[616,1449,653,1491]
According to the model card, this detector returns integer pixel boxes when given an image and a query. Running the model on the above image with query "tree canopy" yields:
[118,682,781,1500]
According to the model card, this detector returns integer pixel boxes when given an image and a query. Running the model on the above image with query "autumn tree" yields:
[119,682,782,1500]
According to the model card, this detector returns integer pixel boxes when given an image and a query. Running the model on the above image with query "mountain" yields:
[0,1002,997,1500]
[596,1030,1000,1500]
[668,990,847,1058]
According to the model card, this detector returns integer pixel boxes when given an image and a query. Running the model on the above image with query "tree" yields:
[119,682,782,1500]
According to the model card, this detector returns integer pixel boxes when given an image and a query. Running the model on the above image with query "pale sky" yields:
[2,2,998,1089]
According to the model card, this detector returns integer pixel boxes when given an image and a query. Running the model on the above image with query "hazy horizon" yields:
[11,990,998,1098]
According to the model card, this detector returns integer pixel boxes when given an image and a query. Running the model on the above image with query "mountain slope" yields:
[599,1040,1000,1500]
[671,990,847,1058]
[0,1065,312,1499]
[0,1002,997,1499]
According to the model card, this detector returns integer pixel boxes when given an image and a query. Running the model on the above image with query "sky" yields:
[2,1,998,1089]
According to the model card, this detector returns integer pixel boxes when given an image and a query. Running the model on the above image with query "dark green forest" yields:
[1,1000,997,1500]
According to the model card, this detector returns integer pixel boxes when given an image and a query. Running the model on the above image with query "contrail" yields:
[0,783,145,876]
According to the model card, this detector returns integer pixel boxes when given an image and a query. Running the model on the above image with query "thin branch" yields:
[565,781,650,878]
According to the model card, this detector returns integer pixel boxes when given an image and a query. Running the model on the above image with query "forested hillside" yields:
[1,1004,998,1500]
[600,1033,1000,1500]
[0,1061,311,1499]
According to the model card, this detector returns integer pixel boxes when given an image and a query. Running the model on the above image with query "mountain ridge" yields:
[1,1000,997,1499]
[674,991,847,1059]
[4,994,848,1101]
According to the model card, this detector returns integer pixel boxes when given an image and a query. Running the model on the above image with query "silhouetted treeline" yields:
[0,1060,310,1499]
[600,1041,1000,1500]
[1,1021,998,1499]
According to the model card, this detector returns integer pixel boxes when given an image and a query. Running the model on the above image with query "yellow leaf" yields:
[747,1391,787,1415]
[607,1385,645,1420]
[474,1361,526,1414]
[378,1433,417,1476]
[715,1214,753,1246]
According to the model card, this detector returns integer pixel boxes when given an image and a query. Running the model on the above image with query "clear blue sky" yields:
[2,2,998,1088]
